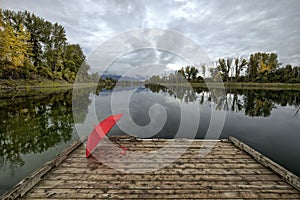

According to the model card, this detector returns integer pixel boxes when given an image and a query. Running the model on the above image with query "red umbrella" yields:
[86,114,124,157]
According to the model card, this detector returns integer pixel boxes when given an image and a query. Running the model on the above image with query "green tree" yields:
[44,23,67,78]
[24,12,52,68]
[291,66,300,79]
[201,64,206,78]
[246,52,279,82]
[190,66,199,81]
[217,58,232,82]
[234,57,247,80]
[246,54,259,82]
[1,9,92,82]
[62,44,85,82]
[149,75,161,84]
[185,66,191,80]
[0,19,33,79]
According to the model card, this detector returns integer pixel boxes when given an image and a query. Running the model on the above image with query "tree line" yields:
[0,90,74,167]
[0,9,97,82]
[0,86,96,167]
[146,85,300,117]
[146,52,300,84]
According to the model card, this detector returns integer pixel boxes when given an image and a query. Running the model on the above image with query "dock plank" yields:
[1,137,298,199]
[51,167,274,175]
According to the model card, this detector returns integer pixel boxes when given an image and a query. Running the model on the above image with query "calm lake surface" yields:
[0,85,300,195]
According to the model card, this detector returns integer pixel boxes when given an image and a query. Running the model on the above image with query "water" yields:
[0,89,88,195]
[1,85,300,195]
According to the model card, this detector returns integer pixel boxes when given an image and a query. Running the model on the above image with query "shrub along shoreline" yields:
[0,79,73,89]
[2,79,300,91]
[146,82,300,90]
[0,79,99,99]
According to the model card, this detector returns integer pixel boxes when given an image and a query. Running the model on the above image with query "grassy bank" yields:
[209,82,300,90]
[0,79,99,89]
[0,86,71,99]
[0,79,74,89]
[155,82,300,90]
[0,79,98,98]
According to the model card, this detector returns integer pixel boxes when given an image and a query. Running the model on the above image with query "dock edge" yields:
[229,136,300,192]
[0,139,84,200]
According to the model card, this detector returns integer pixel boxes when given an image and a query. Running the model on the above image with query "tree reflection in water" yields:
[2,84,299,167]
[145,84,300,117]
[0,88,92,168]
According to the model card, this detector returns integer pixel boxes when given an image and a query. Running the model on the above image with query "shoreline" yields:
[0,79,100,90]
[149,82,300,90]
[2,79,300,92]
[0,79,98,99]
[0,79,98,90]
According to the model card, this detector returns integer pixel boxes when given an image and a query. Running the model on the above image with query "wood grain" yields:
[1,137,298,199]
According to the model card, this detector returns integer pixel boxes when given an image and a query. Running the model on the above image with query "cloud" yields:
[166,0,300,65]
[102,49,189,77]
[1,0,300,72]
[166,63,183,71]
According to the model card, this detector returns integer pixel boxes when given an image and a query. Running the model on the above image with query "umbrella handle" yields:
[119,145,127,154]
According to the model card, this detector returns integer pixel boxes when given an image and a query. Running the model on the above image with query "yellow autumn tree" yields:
[259,60,270,73]
[0,13,33,79]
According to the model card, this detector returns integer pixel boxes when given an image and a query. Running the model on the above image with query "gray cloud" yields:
[106,49,189,76]
[1,0,300,73]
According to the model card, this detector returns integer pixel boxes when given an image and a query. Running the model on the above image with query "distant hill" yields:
[100,73,148,81]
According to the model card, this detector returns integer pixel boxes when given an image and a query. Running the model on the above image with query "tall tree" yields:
[247,54,259,82]
[24,12,51,68]
[1,9,94,82]
[0,18,32,79]
[185,66,191,80]
[63,44,85,82]
[258,52,279,73]
[292,66,300,79]
[44,23,67,76]
[246,52,279,82]
[234,57,247,79]
[190,66,199,81]
[201,64,206,78]
[217,58,232,82]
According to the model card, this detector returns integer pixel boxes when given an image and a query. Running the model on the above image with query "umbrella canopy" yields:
[86,114,123,157]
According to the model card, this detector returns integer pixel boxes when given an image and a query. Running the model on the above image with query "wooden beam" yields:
[229,136,300,192]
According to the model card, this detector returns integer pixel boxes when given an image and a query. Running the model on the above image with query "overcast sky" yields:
[1,0,300,75]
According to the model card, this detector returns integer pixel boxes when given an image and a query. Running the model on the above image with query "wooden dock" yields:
[2,136,300,199]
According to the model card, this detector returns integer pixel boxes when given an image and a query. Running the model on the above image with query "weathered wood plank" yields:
[74,142,235,148]
[42,177,290,188]
[69,153,253,159]
[74,146,244,154]
[73,148,245,156]
[28,183,296,193]
[69,149,253,160]
[21,190,300,199]
[41,174,281,182]
[24,188,300,199]
[105,137,226,143]
[8,137,299,200]
[50,167,274,175]
[35,175,283,189]
[57,161,265,169]
[64,157,259,163]
[36,180,290,189]
[19,198,298,200]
